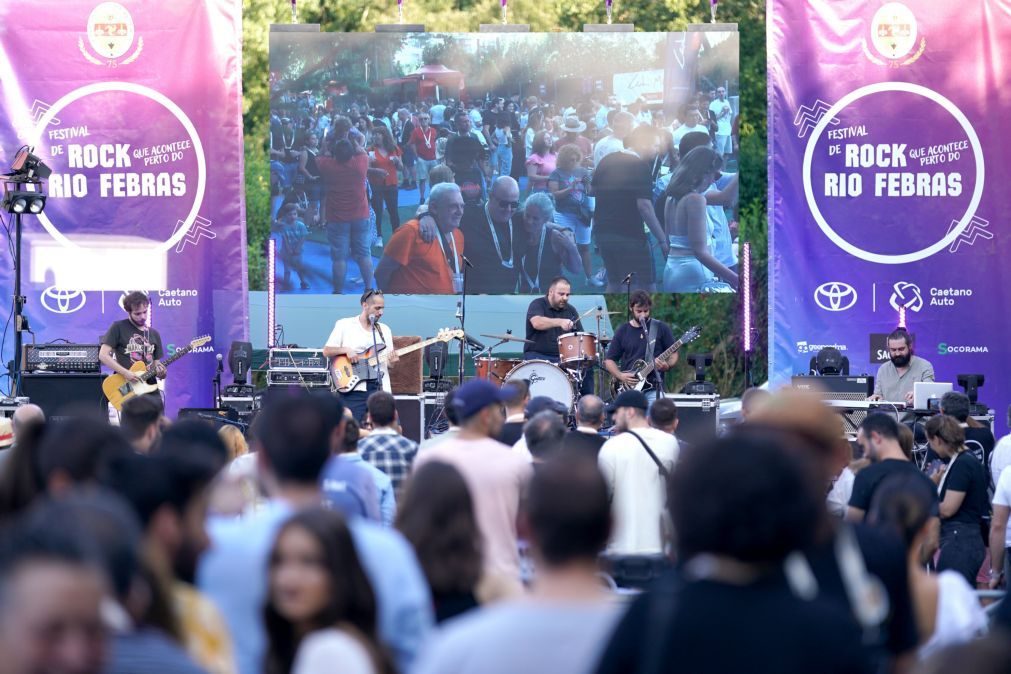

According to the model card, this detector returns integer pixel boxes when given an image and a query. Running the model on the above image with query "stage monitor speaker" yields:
[20,373,106,420]
[394,395,423,444]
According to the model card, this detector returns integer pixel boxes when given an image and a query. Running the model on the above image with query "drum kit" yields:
[476,306,620,413]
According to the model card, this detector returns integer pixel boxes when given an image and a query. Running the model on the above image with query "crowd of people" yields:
[3,374,1011,673]
[269,85,739,295]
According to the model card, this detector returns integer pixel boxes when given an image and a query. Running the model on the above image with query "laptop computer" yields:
[913,382,953,410]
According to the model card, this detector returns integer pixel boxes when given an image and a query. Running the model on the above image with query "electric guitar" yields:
[103,335,212,410]
[330,328,463,393]
[611,325,701,395]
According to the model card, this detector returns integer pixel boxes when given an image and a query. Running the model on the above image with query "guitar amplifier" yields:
[267,370,332,388]
[268,348,328,372]
[23,343,101,373]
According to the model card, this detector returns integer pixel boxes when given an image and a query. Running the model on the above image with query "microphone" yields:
[462,255,474,269]
[455,301,463,320]
[216,353,224,372]
[368,313,377,325]
[622,272,635,285]
[464,333,486,350]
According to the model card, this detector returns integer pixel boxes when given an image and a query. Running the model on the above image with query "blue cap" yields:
[452,380,518,421]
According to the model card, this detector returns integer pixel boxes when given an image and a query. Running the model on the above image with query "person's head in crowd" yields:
[450,380,515,440]
[672,433,820,566]
[560,116,586,139]
[218,425,249,463]
[678,130,714,161]
[427,163,454,187]
[454,110,472,135]
[371,124,397,153]
[488,176,521,224]
[897,423,914,460]
[667,145,722,200]
[427,182,465,234]
[545,276,571,310]
[256,393,345,500]
[740,387,772,421]
[611,111,634,139]
[531,131,552,157]
[37,417,133,496]
[332,138,356,163]
[0,510,107,674]
[11,403,44,444]
[339,417,362,455]
[938,391,970,423]
[502,379,530,418]
[649,398,678,434]
[523,456,611,571]
[522,191,555,238]
[119,395,163,454]
[858,413,904,463]
[556,144,582,173]
[265,508,384,674]
[366,391,399,431]
[885,328,914,368]
[525,396,568,421]
[575,395,604,431]
[524,411,567,462]
[0,416,47,522]
[396,462,481,611]
[685,107,704,128]
[331,115,351,141]
[623,124,658,161]
[609,390,649,433]
[867,472,937,566]
[924,414,966,460]
[627,289,652,320]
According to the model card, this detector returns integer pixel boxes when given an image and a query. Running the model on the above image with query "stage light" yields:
[267,238,277,349]
[957,374,984,405]
[9,147,52,181]
[810,347,850,376]
[681,353,717,395]
[3,190,45,214]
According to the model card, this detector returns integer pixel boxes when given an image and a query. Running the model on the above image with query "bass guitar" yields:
[331,328,463,393]
[611,325,701,396]
[103,335,212,410]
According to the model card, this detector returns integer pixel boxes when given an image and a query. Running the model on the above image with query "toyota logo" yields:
[40,287,87,314]
[814,282,858,312]
[890,282,923,313]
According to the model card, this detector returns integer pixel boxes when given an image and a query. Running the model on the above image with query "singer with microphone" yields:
[524,276,594,396]
[322,289,398,422]
[604,290,678,402]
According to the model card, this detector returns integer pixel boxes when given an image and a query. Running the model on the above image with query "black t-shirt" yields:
[940,451,989,525]
[594,570,872,674]
[399,118,415,147]
[498,421,524,447]
[446,133,486,167]
[524,296,581,357]
[591,150,652,240]
[452,164,486,207]
[101,319,164,371]
[923,425,995,481]
[562,430,607,458]
[459,205,518,294]
[514,215,565,294]
[605,320,676,390]
[848,459,940,517]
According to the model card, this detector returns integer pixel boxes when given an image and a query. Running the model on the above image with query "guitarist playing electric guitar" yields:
[604,290,682,403]
[100,291,166,409]
[323,289,399,422]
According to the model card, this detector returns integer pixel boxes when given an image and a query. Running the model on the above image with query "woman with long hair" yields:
[525,131,556,194]
[662,146,738,292]
[317,137,374,293]
[515,192,581,294]
[396,461,483,623]
[926,414,989,586]
[265,508,391,674]
[868,473,987,658]
[368,125,403,244]
[548,144,598,286]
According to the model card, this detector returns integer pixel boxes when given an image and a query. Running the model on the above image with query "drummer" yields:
[524,276,594,396]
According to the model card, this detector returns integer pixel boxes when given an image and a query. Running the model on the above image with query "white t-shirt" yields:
[430,104,447,125]
[992,465,1011,547]
[598,427,679,555]
[918,570,987,660]
[325,316,394,393]
[293,628,376,674]
[672,123,711,147]
[709,99,733,135]
[991,434,1011,486]
[592,135,625,168]
[826,467,855,518]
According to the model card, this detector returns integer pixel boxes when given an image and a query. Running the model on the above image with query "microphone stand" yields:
[457,256,473,384]
[213,358,223,408]
[370,317,384,391]
[623,272,634,323]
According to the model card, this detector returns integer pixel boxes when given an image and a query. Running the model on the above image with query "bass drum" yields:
[503,360,575,412]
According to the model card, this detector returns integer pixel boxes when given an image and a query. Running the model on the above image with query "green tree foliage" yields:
[242,0,768,394]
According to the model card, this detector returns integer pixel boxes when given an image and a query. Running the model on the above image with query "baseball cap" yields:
[525,396,568,418]
[0,417,12,448]
[607,390,649,413]
[452,380,517,421]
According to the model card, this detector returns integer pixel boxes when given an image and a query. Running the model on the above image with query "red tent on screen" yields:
[383,64,466,100]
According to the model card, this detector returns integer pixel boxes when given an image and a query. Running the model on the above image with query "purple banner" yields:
[769,1,1011,429]
[0,0,248,415]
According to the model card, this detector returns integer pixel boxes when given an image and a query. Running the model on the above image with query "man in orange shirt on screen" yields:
[374,182,466,294]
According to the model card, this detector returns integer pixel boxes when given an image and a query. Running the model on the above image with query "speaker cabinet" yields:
[21,373,107,419]
[393,395,423,444]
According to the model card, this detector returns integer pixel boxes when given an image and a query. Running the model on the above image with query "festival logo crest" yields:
[79,2,143,66]
[863,2,925,67]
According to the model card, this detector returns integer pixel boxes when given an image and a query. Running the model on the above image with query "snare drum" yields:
[557,332,598,368]
[503,360,576,412]
[475,357,521,384]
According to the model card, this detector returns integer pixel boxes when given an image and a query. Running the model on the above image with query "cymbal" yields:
[480,333,534,344]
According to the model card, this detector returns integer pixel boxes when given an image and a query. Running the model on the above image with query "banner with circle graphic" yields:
[768,0,1011,427]
[0,0,247,414]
